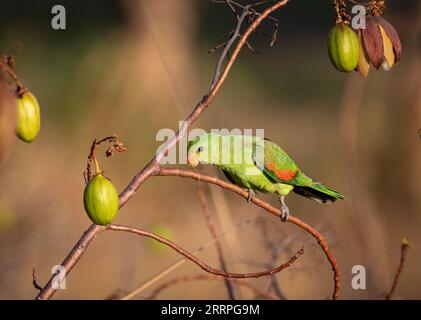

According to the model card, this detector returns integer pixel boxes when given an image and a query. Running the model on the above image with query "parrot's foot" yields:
[278,196,290,222]
[247,189,255,203]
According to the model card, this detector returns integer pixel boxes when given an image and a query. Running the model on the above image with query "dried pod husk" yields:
[373,16,402,63]
[16,91,41,143]
[379,24,395,70]
[360,16,402,73]
[83,173,119,226]
[356,30,370,78]
[362,18,384,69]
[328,23,360,73]
[0,82,16,166]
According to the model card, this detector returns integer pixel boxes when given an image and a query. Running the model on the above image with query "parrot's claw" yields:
[247,189,255,203]
[278,196,290,222]
[279,205,290,222]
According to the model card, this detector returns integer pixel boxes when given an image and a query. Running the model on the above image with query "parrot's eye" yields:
[197,146,204,153]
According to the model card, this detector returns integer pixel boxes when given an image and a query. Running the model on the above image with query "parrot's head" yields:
[187,133,216,167]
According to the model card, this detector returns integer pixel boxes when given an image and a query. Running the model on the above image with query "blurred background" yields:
[0,0,419,300]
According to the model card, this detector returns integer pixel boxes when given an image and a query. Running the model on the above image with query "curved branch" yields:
[146,274,279,300]
[107,224,304,279]
[157,167,341,300]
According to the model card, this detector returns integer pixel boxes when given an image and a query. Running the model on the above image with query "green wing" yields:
[253,139,312,186]
[252,138,345,202]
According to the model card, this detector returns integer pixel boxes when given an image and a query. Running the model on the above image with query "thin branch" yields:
[209,1,279,59]
[157,167,341,300]
[146,274,279,300]
[385,238,412,300]
[224,0,241,21]
[209,8,250,91]
[208,30,234,54]
[197,182,235,299]
[107,224,304,279]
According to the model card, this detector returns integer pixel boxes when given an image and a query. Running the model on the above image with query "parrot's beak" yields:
[187,154,199,167]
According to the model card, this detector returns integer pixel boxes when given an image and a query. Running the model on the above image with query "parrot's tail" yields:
[293,181,345,204]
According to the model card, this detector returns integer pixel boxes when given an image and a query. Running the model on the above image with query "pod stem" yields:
[372,0,386,17]
[83,136,128,184]
[94,158,101,175]
[333,0,350,25]
[347,0,386,17]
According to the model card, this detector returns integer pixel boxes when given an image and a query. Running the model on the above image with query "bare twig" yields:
[157,167,341,300]
[32,268,42,291]
[211,0,279,25]
[209,0,279,76]
[209,8,250,91]
[146,274,279,300]
[208,30,235,54]
[197,182,235,299]
[385,238,412,300]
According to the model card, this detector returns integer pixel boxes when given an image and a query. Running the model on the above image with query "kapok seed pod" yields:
[328,24,360,73]
[83,173,119,226]
[16,91,41,143]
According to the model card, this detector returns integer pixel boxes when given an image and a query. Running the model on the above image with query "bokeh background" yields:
[0,0,420,300]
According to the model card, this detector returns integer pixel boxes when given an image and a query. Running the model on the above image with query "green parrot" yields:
[187,133,345,221]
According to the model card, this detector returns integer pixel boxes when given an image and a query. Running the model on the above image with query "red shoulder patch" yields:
[267,161,297,181]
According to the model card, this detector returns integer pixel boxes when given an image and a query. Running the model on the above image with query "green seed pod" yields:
[327,24,360,73]
[83,173,119,226]
[16,91,41,143]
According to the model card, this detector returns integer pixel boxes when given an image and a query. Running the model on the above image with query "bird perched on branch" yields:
[187,133,345,221]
